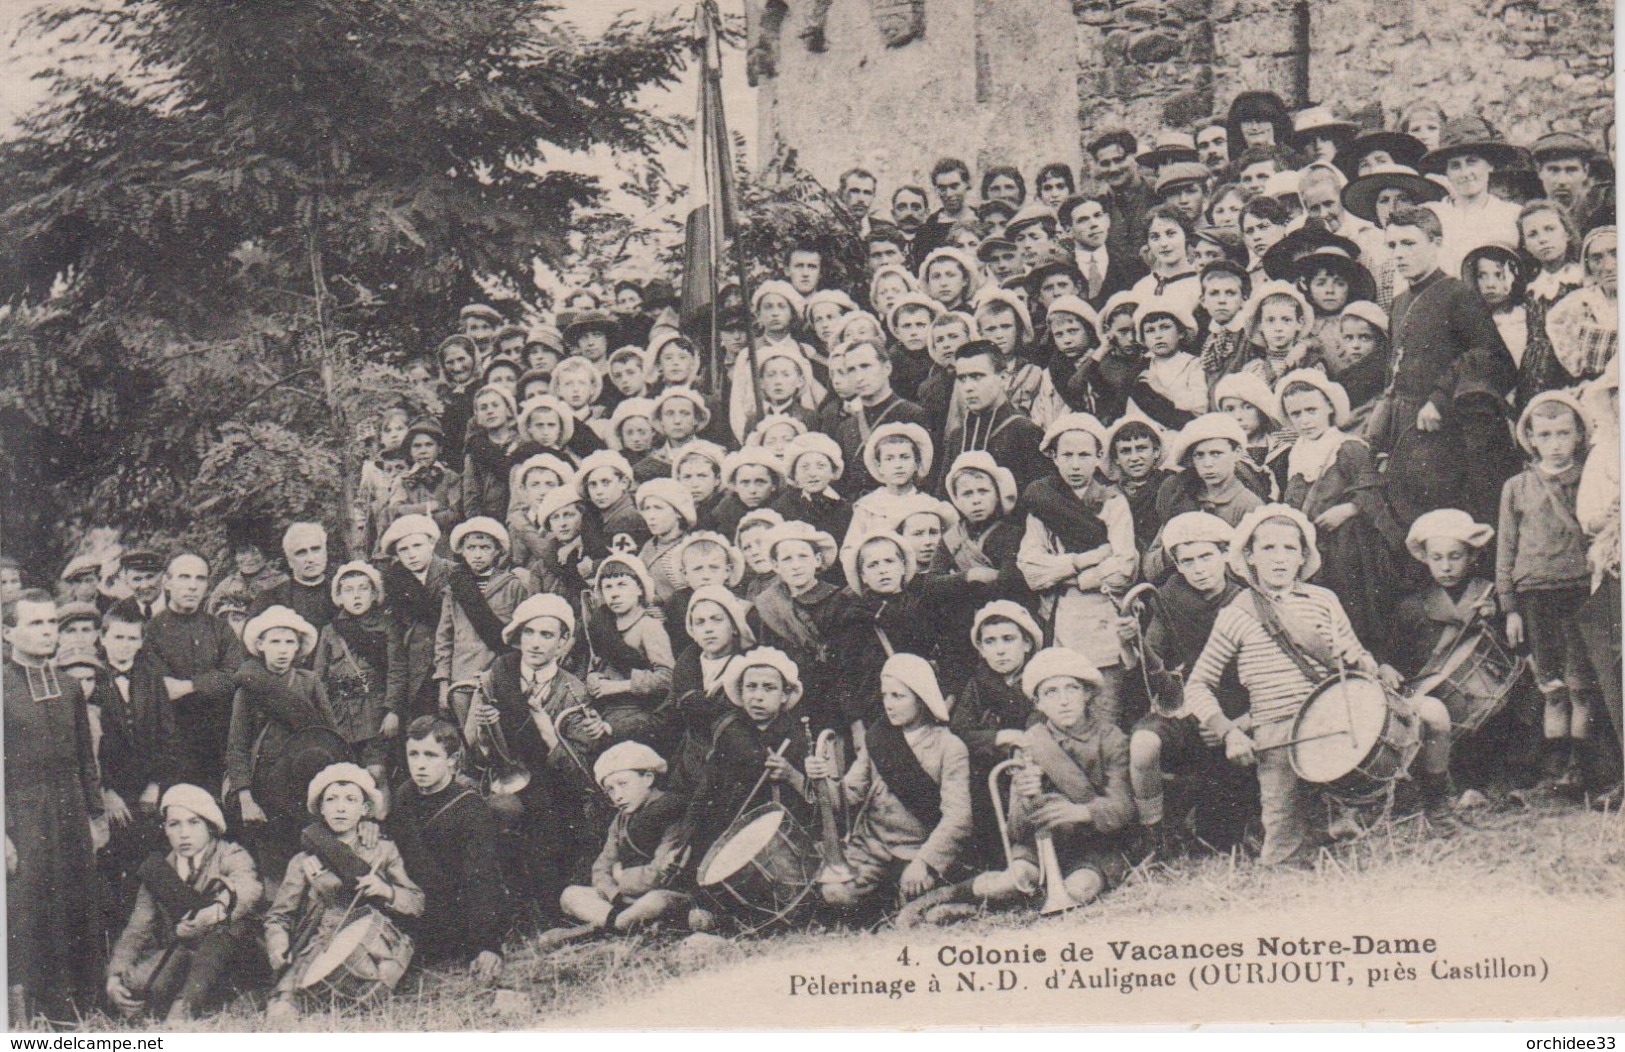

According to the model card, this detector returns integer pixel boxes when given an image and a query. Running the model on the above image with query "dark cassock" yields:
[5,655,105,1021]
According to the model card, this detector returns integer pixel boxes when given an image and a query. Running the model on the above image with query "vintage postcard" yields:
[0,0,1618,1033]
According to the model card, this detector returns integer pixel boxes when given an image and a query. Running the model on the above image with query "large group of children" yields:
[3,88,1619,1029]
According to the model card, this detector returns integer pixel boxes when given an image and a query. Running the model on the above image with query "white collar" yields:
[1529,263,1582,301]
[1287,428,1355,485]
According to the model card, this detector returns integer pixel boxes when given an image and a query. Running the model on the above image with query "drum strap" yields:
[1420,581,1495,668]
[423,788,478,830]
[1248,590,1332,685]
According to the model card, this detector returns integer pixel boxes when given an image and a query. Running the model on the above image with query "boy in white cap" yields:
[435,517,533,720]
[467,592,609,910]
[576,449,649,558]
[805,653,972,914]
[1018,413,1137,724]
[1120,512,1253,857]
[635,477,697,604]
[770,432,853,542]
[843,421,936,563]
[106,785,263,1023]
[1141,413,1267,582]
[949,600,1044,868]
[1394,509,1505,790]
[225,605,336,881]
[901,647,1134,926]
[263,763,422,1025]
[557,742,691,934]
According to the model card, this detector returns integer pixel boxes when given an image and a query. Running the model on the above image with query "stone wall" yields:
[755,0,1080,195]
[756,0,1615,190]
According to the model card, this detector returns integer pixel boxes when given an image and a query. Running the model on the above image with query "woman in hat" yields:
[1514,199,1586,407]
[1225,90,1294,163]
[385,417,462,552]
[1420,115,1524,276]
[1335,129,1428,180]
[1291,106,1359,165]
[263,763,423,1026]
[1295,243,1378,369]
[225,606,337,883]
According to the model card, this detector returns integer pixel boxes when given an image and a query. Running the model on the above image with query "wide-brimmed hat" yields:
[944,450,1019,516]
[1291,106,1358,148]
[575,450,635,496]
[330,560,384,605]
[1292,244,1377,303]
[243,605,318,659]
[1137,129,1199,169]
[562,310,617,345]
[1225,90,1292,159]
[841,529,918,595]
[1405,508,1495,563]
[1335,130,1427,177]
[518,395,578,447]
[1260,225,1361,282]
[674,532,746,588]
[762,521,838,569]
[1164,413,1249,468]
[502,592,575,645]
[1418,115,1520,174]
[863,421,935,481]
[1212,372,1282,426]
[1274,368,1352,427]
[722,647,803,709]
[306,762,384,817]
[1021,646,1104,699]
[1341,164,1448,224]
[1228,503,1322,584]
[970,599,1044,651]
[449,517,510,556]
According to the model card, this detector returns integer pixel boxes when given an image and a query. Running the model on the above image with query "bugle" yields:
[453,678,532,797]
[802,718,854,884]
[989,748,1084,914]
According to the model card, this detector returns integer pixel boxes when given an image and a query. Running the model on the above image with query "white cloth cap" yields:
[593,741,668,784]
[502,592,576,645]
[1405,508,1495,562]
[1021,646,1105,698]
[306,762,384,817]
[160,783,227,836]
[450,517,511,556]
[880,652,949,722]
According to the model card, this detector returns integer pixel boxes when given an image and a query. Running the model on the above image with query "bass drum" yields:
[696,803,820,934]
[1289,674,1420,802]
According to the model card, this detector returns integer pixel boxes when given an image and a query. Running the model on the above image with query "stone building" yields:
[749,0,1613,193]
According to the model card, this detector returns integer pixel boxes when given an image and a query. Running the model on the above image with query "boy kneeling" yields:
[106,785,264,1023]
[901,648,1134,925]
[559,742,692,933]
[804,654,971,914]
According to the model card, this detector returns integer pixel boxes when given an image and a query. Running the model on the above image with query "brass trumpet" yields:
[803,718,855,884]
[453,677,533,797]
[988,748,1082,915]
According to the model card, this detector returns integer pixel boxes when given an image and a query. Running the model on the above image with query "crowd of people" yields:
[3,87,1621,1029]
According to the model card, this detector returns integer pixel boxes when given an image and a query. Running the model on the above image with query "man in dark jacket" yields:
[941,343,1050,494]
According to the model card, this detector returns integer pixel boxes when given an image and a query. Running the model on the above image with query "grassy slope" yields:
[69,795,1625,1032]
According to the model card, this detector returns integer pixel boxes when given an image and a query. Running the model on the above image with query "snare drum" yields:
[1289,674,1421,802]
[1410,626,1527,740]
[298,910,415,1006]
[696,803,819,933]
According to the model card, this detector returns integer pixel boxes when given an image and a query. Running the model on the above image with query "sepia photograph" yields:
[0,0,1619,1034]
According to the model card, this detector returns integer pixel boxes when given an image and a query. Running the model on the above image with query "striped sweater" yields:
[1184,584,1371,732]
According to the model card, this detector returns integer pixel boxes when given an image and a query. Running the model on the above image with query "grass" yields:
[55,789,1625,1032]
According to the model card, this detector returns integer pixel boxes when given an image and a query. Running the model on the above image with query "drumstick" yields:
[283,856,384,980]
[1253,728,1353,754]
[729,739,792,828]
